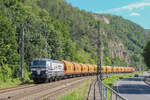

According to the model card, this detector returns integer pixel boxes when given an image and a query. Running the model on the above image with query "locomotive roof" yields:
[32,58,63,64]
[33,58,52,61]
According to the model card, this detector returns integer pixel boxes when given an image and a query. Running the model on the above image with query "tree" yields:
[143,39,150,68]
[0,7,18,80]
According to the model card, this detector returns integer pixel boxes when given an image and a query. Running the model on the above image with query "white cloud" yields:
[122,2,150,10]
[105,2,150,12]
[129,12,140,16]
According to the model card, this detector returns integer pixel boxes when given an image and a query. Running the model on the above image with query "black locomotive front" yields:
[30,58,50,82]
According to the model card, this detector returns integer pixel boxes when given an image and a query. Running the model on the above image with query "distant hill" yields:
[145,29,150,34]
[37,0,150,68]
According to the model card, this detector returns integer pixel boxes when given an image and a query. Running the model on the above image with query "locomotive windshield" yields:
[32,60,46,67]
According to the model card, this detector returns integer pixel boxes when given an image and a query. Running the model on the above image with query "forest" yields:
[0,0,149,82]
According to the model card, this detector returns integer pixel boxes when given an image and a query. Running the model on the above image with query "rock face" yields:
[93,15,110,24]
[94,15,131,65]
[93,14,148,66]
[94,15,128,64]
[102,16,110,24]
[108,39,130,65]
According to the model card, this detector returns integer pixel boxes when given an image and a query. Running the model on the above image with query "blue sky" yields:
[66,0,150,29]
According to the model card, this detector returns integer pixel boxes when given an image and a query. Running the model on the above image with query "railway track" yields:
[39,76,92,100]
[0,84,36,94]
[0,76,93,100]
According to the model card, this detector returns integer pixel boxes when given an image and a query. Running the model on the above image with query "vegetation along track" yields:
[0,76,93,100]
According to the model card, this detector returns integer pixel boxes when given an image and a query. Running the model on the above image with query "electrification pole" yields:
[97,21,103,80]
[20,24,24,83]
[139,57,143,74]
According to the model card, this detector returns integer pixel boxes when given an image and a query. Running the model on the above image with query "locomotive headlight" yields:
[46,70,48,74]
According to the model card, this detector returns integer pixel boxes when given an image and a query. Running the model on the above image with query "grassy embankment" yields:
[102,73,137,100]
[57,73,135,100]
[56,78,95,100]
[0,79,22,89]
[103,72,143,88]
[103,73,134,88]
[0,79,33,89]
[0,71,32,89]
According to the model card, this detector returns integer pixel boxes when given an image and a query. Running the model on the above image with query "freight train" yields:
[30,58,135,83]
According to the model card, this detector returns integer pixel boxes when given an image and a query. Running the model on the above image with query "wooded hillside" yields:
[0,0,149,82]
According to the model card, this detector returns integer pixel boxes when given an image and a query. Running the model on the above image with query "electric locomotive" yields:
[30,58,64,82]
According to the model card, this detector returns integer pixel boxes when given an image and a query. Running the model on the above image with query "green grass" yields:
[134,71,143,76]
[0,71,33,89]
[0,78,22,89]
[56,78,94,100]
[103,73,134,88]
[0,78,33,89]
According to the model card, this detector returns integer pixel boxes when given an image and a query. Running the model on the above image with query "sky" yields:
[66,0,150,29]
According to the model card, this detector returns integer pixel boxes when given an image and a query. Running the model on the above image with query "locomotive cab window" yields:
[32,60,46,67]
